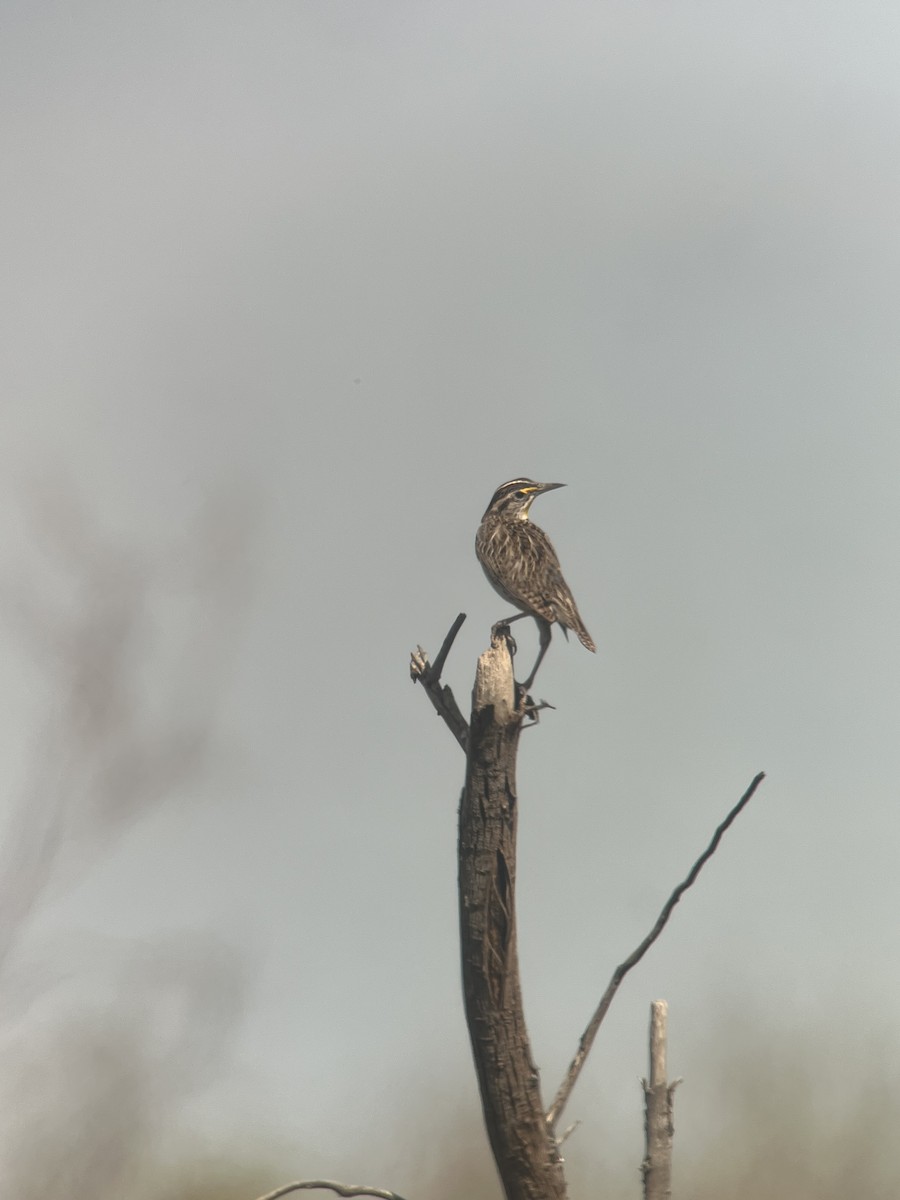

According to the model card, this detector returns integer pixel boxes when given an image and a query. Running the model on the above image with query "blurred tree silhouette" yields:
[0,482,253,1200]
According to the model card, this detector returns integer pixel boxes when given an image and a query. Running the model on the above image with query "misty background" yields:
[1,3,899,1196]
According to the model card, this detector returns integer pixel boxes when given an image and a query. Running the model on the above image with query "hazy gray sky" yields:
[2,1,899,1191]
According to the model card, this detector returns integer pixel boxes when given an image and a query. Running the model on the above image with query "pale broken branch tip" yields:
[409,613,469,752]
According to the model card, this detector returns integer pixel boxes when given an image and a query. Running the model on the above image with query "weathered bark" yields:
[641,1000,677,1200]
[458,632,567,1200]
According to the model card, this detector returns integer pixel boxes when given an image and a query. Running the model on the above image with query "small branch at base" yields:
[557,1119,581,1147]
[410,613,469,752]
[253,1182,410,1200]
[546,770,766,1129]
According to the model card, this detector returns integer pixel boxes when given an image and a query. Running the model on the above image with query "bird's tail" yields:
[568,614,596,653]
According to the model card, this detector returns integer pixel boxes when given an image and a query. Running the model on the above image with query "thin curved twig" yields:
[253,1181,409,1200]
[546,771,766,1129]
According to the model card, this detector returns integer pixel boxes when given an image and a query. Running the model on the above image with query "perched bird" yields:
[476,478,595,690]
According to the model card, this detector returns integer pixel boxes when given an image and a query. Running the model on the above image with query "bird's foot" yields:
[491,621,517,658]
[516,684,556,724]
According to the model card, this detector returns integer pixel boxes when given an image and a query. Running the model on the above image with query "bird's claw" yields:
[491,621,517,658]
[516,686,556,724]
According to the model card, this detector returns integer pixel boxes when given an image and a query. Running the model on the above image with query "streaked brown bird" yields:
[476,477,595,691]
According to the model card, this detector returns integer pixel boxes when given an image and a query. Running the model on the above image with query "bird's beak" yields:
[537,482,565,494]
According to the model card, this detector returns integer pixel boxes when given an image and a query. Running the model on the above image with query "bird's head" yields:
[482,478,565,521]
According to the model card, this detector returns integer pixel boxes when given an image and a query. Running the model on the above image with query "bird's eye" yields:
[515,490,527,499]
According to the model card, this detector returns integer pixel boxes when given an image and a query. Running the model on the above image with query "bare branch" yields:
[546,771,766,1129]
[253,1182,410,1200]
[409,613,469,751]
[430,610,467,678]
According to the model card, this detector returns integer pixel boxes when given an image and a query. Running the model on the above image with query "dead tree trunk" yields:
[641,1000,677,1200]
[458,631,568,1200]
[412,615,764,1200]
